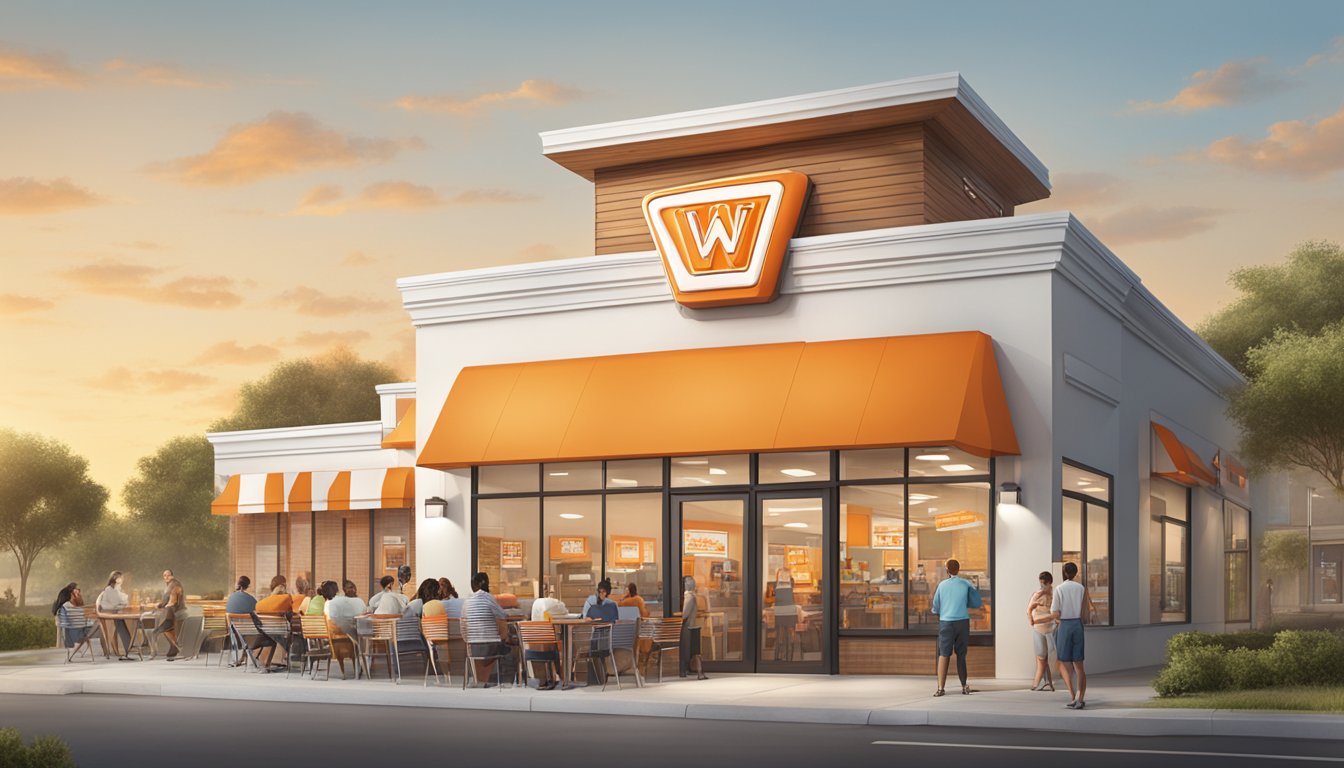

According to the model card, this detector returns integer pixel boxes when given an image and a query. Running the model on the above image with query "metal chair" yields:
[642,616,684,683]
[225,613,260,670]
[57,606,103,663]
[298,614,334,681]
[390,614,429,685]
[569,623,618,691]
[362,616,400,682]
[199,608,231,667]
[462,632,514,690]
[421,614,452,687]
[611,618,642,688]
[251,612,295,674]
[517,621,561,688]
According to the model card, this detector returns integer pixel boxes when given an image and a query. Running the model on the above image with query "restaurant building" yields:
[209,73,1257,678]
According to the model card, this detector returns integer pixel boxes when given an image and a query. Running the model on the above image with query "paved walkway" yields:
[2,648,1340,741]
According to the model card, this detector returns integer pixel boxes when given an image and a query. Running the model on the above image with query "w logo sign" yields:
[644,171,810,308]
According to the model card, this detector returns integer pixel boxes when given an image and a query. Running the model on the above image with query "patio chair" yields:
[516,620,560,688]
[569,622,618,691]
[421,614,452,687]
[226,613,262,670]
[462,632,514,690]
[326,617,360,679]
[252,612,295,675]
[199,608,231,667]
[298,614,336,681]
[642,616,683,683]
[390,614,430,685]
[57,605,104,663]
[611,618,642,688]
[362,615,400,682]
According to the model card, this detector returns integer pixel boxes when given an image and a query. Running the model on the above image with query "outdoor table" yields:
[550,617,612,690]
[96,608,155,660]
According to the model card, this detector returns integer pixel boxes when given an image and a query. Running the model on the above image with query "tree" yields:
[1228,325,1344,494]
[1200,241,1344,375]
[210,347,401,432]
[0,430,108,606]
[1258,530,1309,577]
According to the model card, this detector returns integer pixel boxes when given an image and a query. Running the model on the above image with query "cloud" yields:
[395,79,585,114]
[0,45,86,90]
[152,111,425,185]
[191,340,281,365]
[1130,58,1283,113]
[60,259,243,309]
[288,329,372,348]
[339,250,377,267]
[1302,36,1344,70]
[1203,106,1344,177]
[1044,172,1129,209]
[293,181,536,215]
[0,177,104,215]
[103,58,225,89]
[1086,206,1223,246]
[88,366,214,393]
[274,286,389,317]
[0,294,55,315]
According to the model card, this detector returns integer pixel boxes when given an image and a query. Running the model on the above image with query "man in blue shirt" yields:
[931,558,982,696]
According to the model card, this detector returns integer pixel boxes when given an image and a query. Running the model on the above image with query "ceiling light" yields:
[558,513,584,520]
[1083,486,1106,493]
[941,464,975,472]
[770,506,822,513]
[915,454,950,462]
[608,478,637,487]
[548,471,570,477]
[676,459,709,465]
[784,522,808,528]
[780,468,816,478]
[1076,480,1092,486]
[768,512,780,517]
[908,493,939,501]
[708,467,727,476]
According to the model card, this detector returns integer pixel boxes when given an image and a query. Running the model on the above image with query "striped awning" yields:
[212,468,414,516]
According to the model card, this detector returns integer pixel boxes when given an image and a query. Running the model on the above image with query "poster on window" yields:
[501,540,524,569]
[684,529,728,557]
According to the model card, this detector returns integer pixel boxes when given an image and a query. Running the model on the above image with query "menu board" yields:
[501,540,524,569]
[684,529,728,557]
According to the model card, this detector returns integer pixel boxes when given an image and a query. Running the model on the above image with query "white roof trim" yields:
[375,382,416,396]
[539,72,1049,190]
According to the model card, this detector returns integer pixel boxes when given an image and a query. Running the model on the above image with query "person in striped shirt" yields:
[463,572,515,685]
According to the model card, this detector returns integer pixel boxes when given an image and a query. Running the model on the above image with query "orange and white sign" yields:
[934,511,982,532]
[643,170,810,308]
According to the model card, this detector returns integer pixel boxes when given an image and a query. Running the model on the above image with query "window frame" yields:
[1060,459,1114,627]
[1150,477,1192,625]
[1223,500,1251,623]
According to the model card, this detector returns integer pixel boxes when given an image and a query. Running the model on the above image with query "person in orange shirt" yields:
[255,576,293,614]
[618,582,650,618]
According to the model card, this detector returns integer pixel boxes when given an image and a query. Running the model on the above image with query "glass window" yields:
[908,447,989,478]
[1150,478,1190,623]
[1316,544,1344,605]
[1086,504,1110,625]
[543,461,602,492]
[544,495,601,607]
[477,498,538,598]
[479,464,538,494]
[288,512,313,592]
[908,483,991,632]
[679,498,746,662]
[762,496,825,665]
[671,454,749,487]
[606,459,663,489]
[606,493,663,611]
[1063,463,1111,503]
[840,485,906,630]
[759,451,831,484]
[840,448,904,481]
[1062,497,1083,562]
[373,509,413,589]
[1224,501,1250,623]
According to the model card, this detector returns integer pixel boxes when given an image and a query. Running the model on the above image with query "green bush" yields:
[1154,645,1229,696]
[0,614,56,651]
[1224,648,1276,691]
[1165,630,1275,659]
[1267,630,1344,686]
[0,728,77,767]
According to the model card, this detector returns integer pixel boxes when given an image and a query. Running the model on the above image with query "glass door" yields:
[758,492,831,673]
[674,494,751,671]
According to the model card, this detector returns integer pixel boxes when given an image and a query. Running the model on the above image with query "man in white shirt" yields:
[1050,561,1095,710]
[368,575,409,615]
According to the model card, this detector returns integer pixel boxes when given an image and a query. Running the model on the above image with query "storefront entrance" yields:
[673,491,834,674]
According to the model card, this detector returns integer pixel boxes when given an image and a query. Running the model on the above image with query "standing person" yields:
[97,571,133,659]
[154,570,187,660]
[462,572,514,686]
[1051,561,1095,710]
[1256,578,1274,630]
[931,559,982,696]
[368,575,409,615]
[397,564,414,598]
[679,576,708,680]
[772,569,798,662]
[1027,571,1056,692]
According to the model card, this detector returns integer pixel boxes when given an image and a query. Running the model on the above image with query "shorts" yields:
[1032,628,1056,658]
[936,619,969,657]
[1057,618,1085,663]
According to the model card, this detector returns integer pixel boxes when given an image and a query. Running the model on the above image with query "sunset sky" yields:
[2,1,1342,509]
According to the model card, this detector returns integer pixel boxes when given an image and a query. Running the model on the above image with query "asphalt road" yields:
[1,694,1341,768]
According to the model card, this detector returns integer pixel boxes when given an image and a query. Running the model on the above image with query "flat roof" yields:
[540,72,1049,191]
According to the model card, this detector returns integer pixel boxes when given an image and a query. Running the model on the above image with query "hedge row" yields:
[0,728,77,768]
[0,614,56,652]
[1155,630,1344,696]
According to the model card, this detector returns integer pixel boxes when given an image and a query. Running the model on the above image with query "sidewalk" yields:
[2,648,1340,741]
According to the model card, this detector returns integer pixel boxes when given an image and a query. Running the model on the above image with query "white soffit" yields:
[539,72,1049,191]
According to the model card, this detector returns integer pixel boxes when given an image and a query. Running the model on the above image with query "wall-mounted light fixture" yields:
[998,482,1021,506]
[424,496,447,518]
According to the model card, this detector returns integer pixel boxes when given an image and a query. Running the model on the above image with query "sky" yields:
[1,1,1342,510]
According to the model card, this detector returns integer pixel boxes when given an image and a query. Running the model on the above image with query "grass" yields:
[1148,686,1344,713]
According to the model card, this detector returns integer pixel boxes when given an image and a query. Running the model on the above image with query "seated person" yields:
[406,578,441,617]
[325,580,366,641]
[531,587,570,621]
[618,582,650,618]
[462,572,516,686]
[255,586,293,615]
[584,579,620,623]
[308,580,338,615]
[367,575,409,615]
[53,583,93,648]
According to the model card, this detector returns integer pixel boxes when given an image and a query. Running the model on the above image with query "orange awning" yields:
[1152,423,1217,487]
[418,331,1019,470]
[381,400,416,449]
[209,472,285,516]
[211,474,241,516]
[213,468,414,515]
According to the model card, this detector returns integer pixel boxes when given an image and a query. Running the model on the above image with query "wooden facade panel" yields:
[923,125,1013,224]
[839,636,995,677]
[595,125,927,255]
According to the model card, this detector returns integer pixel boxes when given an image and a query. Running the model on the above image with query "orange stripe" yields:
[418,331,1019,469]
[210,475,241,516]
[381,467,415,508]
[288,472,313,513]
[327,471,352,511]
[381,401,417,449]
[263,473,285,513]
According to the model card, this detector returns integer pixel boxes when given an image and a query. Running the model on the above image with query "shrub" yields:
[1166,630,1275,659]
[0,614,56,651]
[1154,645,1229,696]
[0,728,77,768]
[1224,647,1276,691]
[1267,630,1344,686]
